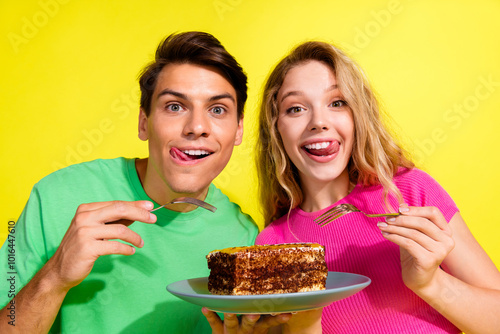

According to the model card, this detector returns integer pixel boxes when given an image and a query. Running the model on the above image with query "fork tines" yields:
[314,206,349,227]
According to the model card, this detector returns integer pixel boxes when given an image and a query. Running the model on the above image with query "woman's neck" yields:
[299,169,353,212]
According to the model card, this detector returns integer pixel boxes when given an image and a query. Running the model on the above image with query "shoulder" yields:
[38,158,128,186]
[394,167,458,221]
[255,224,277,245]
[393,167,439,186]
[34,158,131,198]
[393,167,449,198]
[209,184,258,230]
[255,215,289,245]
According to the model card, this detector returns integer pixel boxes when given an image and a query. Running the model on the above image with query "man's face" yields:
[139,63,243,199]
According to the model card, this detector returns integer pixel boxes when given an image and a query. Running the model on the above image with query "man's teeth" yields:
[304,142,331,150]
[182,149,210,156]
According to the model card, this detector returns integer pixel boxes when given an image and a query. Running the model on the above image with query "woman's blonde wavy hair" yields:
[256,41,414,225]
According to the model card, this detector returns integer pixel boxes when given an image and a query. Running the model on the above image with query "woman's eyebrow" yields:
[279,84,339,103]
[326,84,339,92]
[280,90,302,103]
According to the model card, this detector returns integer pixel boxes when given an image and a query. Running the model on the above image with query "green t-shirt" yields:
[0,158,258,333]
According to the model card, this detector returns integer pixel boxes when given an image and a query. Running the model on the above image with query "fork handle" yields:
[150,205,165,212]
[366,213,400,218]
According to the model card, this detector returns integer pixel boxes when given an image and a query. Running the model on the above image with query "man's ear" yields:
[234,116,244,146]
[138,108,149,141]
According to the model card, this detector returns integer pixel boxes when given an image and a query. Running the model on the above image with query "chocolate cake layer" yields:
[206,243,327,295]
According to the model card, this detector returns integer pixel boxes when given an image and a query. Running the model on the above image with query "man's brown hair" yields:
[138,31,248,119]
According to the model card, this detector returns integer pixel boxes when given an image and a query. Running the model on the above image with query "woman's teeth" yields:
[304,142,331,150]
[303,141,340,157]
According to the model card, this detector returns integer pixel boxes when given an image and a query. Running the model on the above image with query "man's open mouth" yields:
[302,141,339,157]
[170,147,213,161]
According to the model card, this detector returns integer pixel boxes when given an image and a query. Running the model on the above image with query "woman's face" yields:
[276,60,354,187]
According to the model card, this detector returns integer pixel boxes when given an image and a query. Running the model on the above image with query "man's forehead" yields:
[153,63,237,103]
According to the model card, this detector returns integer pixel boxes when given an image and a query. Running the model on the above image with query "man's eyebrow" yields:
[157,89,188,100]
[208,93,236,104]
[280,84,339,103]
[157,90,235,104]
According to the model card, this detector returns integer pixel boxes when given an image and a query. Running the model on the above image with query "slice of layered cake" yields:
[206,243,328,295]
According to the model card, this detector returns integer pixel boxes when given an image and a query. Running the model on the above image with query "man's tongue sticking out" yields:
[171,147,198,161]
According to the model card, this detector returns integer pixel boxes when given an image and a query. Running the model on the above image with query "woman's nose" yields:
[308,108,329,131]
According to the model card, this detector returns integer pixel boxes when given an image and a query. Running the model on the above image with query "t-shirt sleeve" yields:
[238,213,259,246]
[255,224,282,245]
[396,169,459,223]
[0,184,49,308]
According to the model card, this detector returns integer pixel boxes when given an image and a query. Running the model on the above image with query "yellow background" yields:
[1,0,499,269]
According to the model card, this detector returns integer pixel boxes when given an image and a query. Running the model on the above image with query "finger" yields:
[97,240,137,256]
[380,214,443,248]
[84,201,157,225]
[379,218,455,263]
[223,313,239,333]
[379,223,438,254]
[384,215,444,242]
[77,200,154,214]
[239,314,260,333]
[95,224,144,248]
[380,220,454,261]
[105,219,136,227]
[383,233,452,271]
[254,313,292,333]
[201,308,224,333]
[399,204,451,235]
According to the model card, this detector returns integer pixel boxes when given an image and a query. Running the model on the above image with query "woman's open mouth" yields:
[302,141,339,157]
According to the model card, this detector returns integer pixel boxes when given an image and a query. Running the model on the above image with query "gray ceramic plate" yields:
[166,271,371,314]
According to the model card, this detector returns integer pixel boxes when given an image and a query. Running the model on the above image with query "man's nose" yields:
[183,109,210,137]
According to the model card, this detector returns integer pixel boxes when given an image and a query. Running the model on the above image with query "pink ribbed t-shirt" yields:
[256,168,461,333]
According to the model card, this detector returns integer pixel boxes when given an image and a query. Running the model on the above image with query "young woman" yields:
[254,41,500,333]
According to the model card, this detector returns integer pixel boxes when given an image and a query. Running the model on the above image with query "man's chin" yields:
[169,182,211,197]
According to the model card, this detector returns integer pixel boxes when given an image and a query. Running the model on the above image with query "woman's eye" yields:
[286,106,304,114]
[331,100,347,108]
[211,106,225,115]
[166,103,182,112]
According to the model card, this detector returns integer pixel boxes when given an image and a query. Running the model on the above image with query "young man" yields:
[0,31,260,333]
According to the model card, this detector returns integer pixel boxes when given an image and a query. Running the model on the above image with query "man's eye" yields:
[286,106,304,114]
[166,103,182,112]
[211,106,225,115]
[331,100,347,108]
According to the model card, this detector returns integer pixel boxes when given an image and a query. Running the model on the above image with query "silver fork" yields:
[314,203,399,227]
[150,197,217,213]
